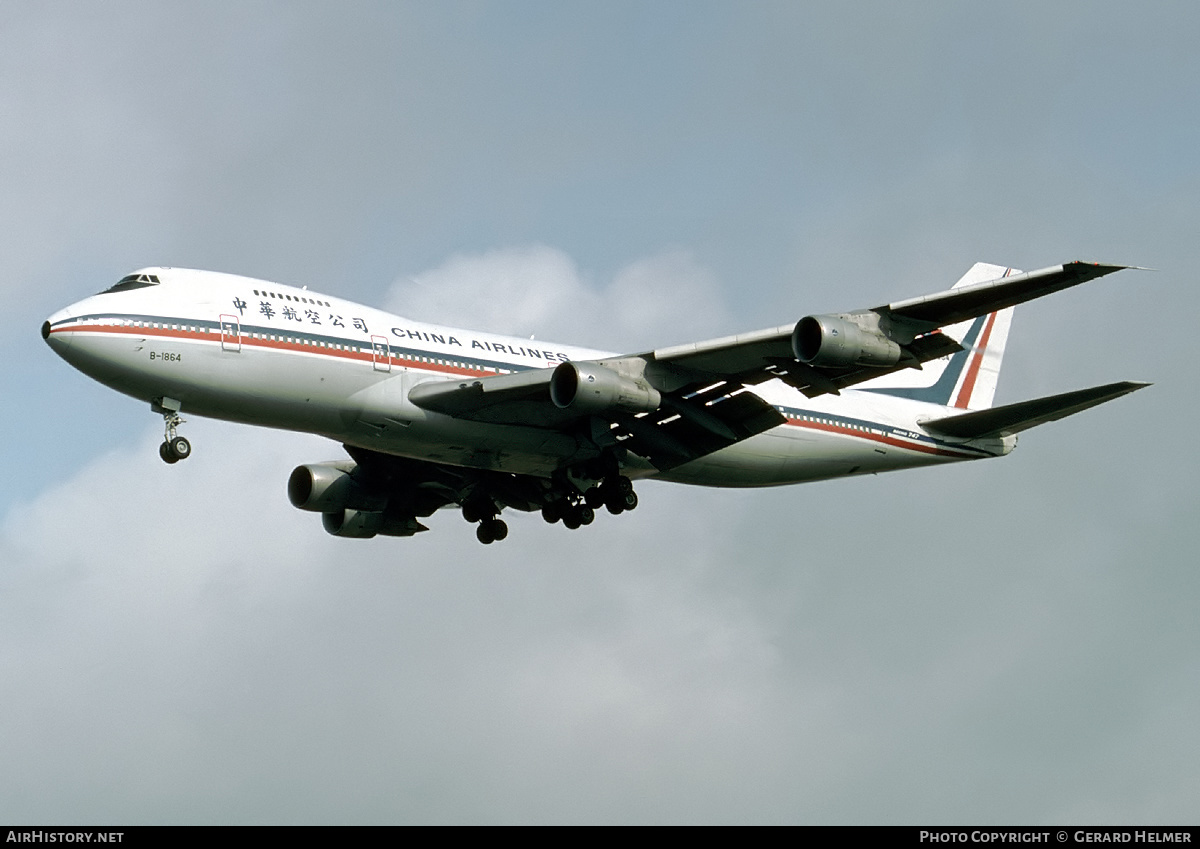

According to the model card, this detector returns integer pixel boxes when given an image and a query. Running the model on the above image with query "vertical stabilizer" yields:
[947,305,1012,409]
[858,262,1018,409]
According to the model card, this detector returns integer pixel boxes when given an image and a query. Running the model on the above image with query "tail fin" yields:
[859,262,1017,409]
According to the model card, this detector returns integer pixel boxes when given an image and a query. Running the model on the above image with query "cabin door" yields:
[371,335,391,372]
[220,314,241,352]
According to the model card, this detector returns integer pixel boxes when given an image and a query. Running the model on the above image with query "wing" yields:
[650,261,1132,398]
[409,363,785,471]
[407,261,1133,471]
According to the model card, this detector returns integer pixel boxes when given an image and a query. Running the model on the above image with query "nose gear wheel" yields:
[158,408,191,463]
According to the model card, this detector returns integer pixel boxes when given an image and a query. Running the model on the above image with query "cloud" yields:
[0,403,814,823]
[386,244,730,352]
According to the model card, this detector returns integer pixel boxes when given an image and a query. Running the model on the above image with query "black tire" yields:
[584,487,605,509]
[563,511,581,530]
[615,475,633,494]
[579,506,595,526]
[605,493,624,515]
[489,519,508,542]
[476,523,495,544]
[169,436,191,460]
[542,504,560,523]
[622,490,638,511]
[159,442,179,464]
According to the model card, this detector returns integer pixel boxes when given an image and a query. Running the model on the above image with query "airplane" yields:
[42,260,1148,544]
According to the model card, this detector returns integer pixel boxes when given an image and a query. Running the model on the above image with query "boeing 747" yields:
[43,260,1147,543]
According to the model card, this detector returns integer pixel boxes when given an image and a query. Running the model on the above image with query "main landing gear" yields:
[542,475,638,529]
[461,470,638,545]
[462,499,508,545]
[155,400,191,464]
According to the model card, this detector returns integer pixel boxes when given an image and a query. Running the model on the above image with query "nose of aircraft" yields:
[42,306,75,354]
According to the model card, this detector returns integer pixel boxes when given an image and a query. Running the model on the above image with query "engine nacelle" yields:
[549,361,661,414]
[322,509,425,538]
[322,508,381,538]
[288,463,387,513]
[792,314,902,368]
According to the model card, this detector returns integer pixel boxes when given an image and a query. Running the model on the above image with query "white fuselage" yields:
[44,268,1012,487]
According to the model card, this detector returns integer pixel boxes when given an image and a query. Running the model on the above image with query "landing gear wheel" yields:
[584,487,605,509]
[605,488,637,514]
[157,404,189,464]
[169,436,191,461]
[542,503,563,524]
[578,506,595,526]
[476,518,508,544]
[562,511,582,530]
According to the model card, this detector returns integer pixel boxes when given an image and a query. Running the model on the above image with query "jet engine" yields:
[792,314,902,368]
[322,508,425,538]
[549,361,661,414]
[287,463,387,513]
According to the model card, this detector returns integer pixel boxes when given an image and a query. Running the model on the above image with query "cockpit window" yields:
[100,273,161,294]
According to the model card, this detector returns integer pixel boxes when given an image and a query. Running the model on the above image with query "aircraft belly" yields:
[657,421,956,488]
[658,429,849,487]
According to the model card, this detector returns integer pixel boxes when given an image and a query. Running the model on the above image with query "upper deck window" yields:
[100,273,161,294]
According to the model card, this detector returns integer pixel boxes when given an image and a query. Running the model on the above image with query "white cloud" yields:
[387,244,731,352]
[1,417,819,823]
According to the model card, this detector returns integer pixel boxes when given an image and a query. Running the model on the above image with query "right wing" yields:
[407,261,1134,470]
[648,261,1132,398]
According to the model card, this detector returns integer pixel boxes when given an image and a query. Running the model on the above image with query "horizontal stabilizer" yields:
[921,381,1150,439]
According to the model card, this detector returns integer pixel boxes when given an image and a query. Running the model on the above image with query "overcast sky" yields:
[2,1,1197,825]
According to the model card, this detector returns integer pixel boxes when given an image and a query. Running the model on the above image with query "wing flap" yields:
[407,365,785,471]
[921,381,1149,439]
[609,381,785,470]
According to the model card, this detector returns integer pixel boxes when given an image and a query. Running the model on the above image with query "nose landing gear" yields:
[153,398,191,464]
